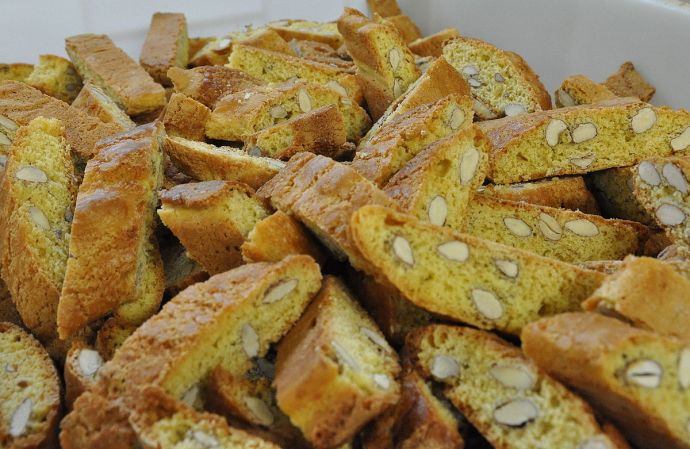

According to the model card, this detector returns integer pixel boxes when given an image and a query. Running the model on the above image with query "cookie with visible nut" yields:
[554,74,616,108]
[407,324,629,449]
[64,340,105,409]
[139,13,189,86]
[167,65,264,109]
[523,312,690,449]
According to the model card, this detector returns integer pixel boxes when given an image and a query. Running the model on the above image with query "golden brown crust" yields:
[161,93,210,141]
[288,40,356,73]
[0,81,121,159]
[65,34,166,115]
[160,179,251,208]
[503,49,552,111]
[604,61,656,102]
[267,20,343,50]
[140,13,188,86]
[384,15,422,44]
[167,66,264,109]
[555,74,617,107]
[409,28,461,58]
[70,82,136,131]
[367,0,402,17]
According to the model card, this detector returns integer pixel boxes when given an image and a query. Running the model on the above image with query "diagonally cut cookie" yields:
[70,82,136,131]
[554,74,616,108]
[267,19,343,49]
[167,65,264,109]
[161,92,210,141]
[139,13,189,86]
[409,28,461,58]
[26,54,82,104]
[604,61,655,102]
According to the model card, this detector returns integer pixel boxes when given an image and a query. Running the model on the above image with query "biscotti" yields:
[64,341,104,409]
[0,81,121,159]
[70,82,136,131]
[227,44,363,103]
[0,322,62,449]
[554,74,616,108]
[408,324,629,449]
[161,92,210,140]
[384,15,423,44]
[189,36,214,59]
[0,117,76,341]
[164,135,283,189]
[206,80,371,142]
[482,98,690,183]
[353,94,472,186]
[367,0,402,17]
[443,36,551,119]
[604,61,655,102]
[337,8,421,119]
[288,39,356,73]
[140,12,189,86]
[60,256,322,449]
[482,176,600,214]
[633,156,690,247]
[158,180,270,274]
[384,125,489,230]
[241,210,327,264]
[275,276,401,448]
[58,122,165,339]
[349,205,605,334]
[587,167,654,224]
[463,195,646,262]
[0,63,33,82]
[167,65,264,108]
[26,54,82,103]
[190,28,295,67]
[243,105,353,160]
[522,312,690,449]
[65,33,166,115]
[582,255,690,340]
[267,19,344,49]
[94,318,137,361]
[256,152,397,270]
[409,28,461,57]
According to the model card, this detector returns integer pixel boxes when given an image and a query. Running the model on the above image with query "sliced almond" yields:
[77,349,103,378]
[372,373,391,389]
[181,384,202,409]
[437,241,469,263]
[625,359,662,388]
[473,99,498,120]
[187,430,220,448]
[360,327,389,350]
[241,323,260,358]
[494,259,519,278]
[326,80,348,97]
[638,161,662,186]
[671,126,690,151]
[504,104,527,117]
[16,166,48,183]
[269,105,288,119]
[503,217,532,237]
[0,133,10,146]
[471,288,503,320]
[656,204,686,226]
[462,65,479,77]
[569,154,596,169]
[489,364,535,390]
[9,398,32,437]
[388,48,402,71]
[556,89,576,107]
[215,38,232,51]
[679,347,690,389]
[427,195,448,226]
[572,122,598,143]
[28,206,50,231]
[393,78,404,97]
[245,396,274,426]
[564,219,599,237]
[545,119,569,147]
[459,147,480,185]
[247,146,263,157]
[431,354,459,380]
[537,213,562,241]
[493,398,538,427]
[263,279,298,304]
[297,89,312,113]
[0,115,18,131]
[662,162,689,194]
[392,235,414,266]
[468,78,482,88]
[449,107,465,130]
[332,340,359,371]
[494,73,505,83]
[631,107,657,134]
[578,437,612,449]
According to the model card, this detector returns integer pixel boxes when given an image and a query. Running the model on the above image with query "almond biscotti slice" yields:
[64,341,104,409]
[554,74,617,108]
[587,167,654,224]
[256,152,397,270]
[632,156,690,247]
[482,176,600,214]
[582,256,690,340]
[604,61,655,102]
[463,195,646,263]
[384,15,422,44]
[482,98,690,183]
[164,136,283,189]
[140,12,189,86]
[0,322,62,449]
[0,63,33,82]
[349,205,604,334]
[227,44,363,103]
[288,39,356,73]
[190,28,295,67]
[168,66,264,109]
[60,256,322,449]
[0,117,76,341]
[158,181,270,275]
[207,80,371,142]
[243,105,353,160]
[408,324,629,449]
[65,34,166,115]
[0,81,121,159]
[26,54,82,103]
[337,8,421,120]
[409,28,461,57]
[241,210,327,264]
[267,19,344,49]
[367,0,402,17]
[443,36,551,120]
[523,312,690,449]
[161,93,210,141]
[275,276,401,448]
[70,82,136,131]
[384,125,489,230]
[58,122,165,339]
[352,94,472,186]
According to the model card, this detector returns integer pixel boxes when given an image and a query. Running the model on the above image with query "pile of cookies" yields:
[1,0,689,448]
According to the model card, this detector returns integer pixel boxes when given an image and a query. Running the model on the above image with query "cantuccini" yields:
[409,28,461,57]
[64,341,104,408]
[70,82,136,131]
[167,65,264,109]
[367,0,402,17]
[384,15,423,44]
[604,61,656,102]
[190,28,294,67]
[288,39,356,72]
[26,54,82,104]
[139,13,189,86]
[554,74,616,108]
[267,19,344,49]
[161,93,210,141]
